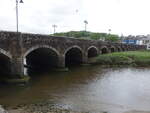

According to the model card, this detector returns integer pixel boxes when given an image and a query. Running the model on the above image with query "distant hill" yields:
[53,31,120,42]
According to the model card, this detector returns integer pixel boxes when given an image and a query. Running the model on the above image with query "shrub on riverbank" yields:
[89,51,150,66]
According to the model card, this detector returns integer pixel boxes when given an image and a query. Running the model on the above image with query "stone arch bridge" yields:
[0,31,146,79]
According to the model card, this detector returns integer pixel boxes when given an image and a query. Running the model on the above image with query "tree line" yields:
[53,31,120,42]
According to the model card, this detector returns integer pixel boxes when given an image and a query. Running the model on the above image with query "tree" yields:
[53,31,120,42]
[105,34,119,42]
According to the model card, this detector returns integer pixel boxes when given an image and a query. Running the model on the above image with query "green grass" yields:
[89,51,150,66]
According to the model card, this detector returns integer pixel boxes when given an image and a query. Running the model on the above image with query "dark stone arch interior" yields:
[122,48,125,51]
[0,53,11,82]
[110,47,115,52]
[88,47,98,58]
[126,48,129,51]
[25,48,59,73]
[101,47,108,54]
[65,48,83,66]
[118,47,121,52]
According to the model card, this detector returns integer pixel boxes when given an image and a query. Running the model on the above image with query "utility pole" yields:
[52,24,57,35]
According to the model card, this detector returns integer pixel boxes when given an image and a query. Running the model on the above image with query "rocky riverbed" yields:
[6,101,87,113]
[0,105,7,113]
[5,100,111,113]
[5,102,150,113]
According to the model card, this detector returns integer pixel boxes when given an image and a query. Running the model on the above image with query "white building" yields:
[137,35,150,50]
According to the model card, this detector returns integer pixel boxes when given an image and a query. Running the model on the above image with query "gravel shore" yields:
[4,101,150,113]
[6,101,86,113]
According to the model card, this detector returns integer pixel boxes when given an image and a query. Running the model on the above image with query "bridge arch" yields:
[110,46,116,53]
[64,45,83,66]
[117,47,122,52]
[121,47,126,51]
[87,46,99,58]
[101,46,109,54]
[23,45,60,58]
[23,45,60,72]
[0,49,12,80]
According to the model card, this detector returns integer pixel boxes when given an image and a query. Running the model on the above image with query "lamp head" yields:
[19,0,23,3]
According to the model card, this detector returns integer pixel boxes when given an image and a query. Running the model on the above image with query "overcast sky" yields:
[0,0,150,36]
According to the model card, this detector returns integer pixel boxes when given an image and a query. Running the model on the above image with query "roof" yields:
[123,35,150,40]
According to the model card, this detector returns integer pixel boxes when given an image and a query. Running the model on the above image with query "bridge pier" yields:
[57,55,65,68]
[11,57,24,77]
[7,57,29,83]
[56,55,68,71]
[81,52,90,66]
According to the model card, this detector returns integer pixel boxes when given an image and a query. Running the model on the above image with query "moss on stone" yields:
[4,76,30,84]
[52,67,69,72]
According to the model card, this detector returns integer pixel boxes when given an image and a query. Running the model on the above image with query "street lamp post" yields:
[52,24,57,35]
[16,0,23,32]
[108,29,111,42]
[84,20,88,32]
[108,29,111,34]
[121,33,124,43]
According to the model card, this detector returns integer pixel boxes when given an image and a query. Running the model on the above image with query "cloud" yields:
[18,0,86,33]
[0,0,150,35]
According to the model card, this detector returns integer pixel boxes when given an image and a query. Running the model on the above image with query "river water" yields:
[1,66,150,113]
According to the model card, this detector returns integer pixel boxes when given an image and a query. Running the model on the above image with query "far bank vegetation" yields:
[89,51,150,67]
